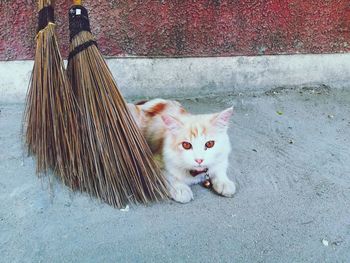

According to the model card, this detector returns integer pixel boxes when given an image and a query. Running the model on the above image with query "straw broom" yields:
[24,0,83,190]
[67,0,169,207]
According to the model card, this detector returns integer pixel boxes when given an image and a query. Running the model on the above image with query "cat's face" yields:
[162,107,233,172]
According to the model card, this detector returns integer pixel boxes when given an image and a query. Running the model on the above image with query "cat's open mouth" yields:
[189,168,208,177]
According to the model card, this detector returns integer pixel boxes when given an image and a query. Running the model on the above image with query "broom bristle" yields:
[24,13,83,190]
[67,30,169,208]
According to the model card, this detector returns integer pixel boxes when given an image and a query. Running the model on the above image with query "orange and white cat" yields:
[128,99,236,203]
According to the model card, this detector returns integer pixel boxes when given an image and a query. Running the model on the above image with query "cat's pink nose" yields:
[195,159,204,164]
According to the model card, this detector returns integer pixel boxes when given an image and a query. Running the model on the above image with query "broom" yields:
[24,0,83,190]
[67,0,169,208]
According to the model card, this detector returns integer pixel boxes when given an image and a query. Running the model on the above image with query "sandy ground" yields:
[1,86,350,262]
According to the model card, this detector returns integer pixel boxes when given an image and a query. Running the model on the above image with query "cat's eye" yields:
[182,141,192,150]
[205,140,215,149]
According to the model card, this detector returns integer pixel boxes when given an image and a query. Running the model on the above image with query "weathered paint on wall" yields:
[1,0,350,60]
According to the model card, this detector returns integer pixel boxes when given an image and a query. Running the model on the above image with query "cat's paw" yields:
[212,178,236,197]
[169,183,194,203]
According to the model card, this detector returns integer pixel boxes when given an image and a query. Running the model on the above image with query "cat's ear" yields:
[211,107,233,129]
[161,114,183,132]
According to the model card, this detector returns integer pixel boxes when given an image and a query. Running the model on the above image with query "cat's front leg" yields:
[166,173,194,203]
[210,162,236,197]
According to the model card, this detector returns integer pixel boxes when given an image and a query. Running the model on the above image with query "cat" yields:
[128,98,236,203]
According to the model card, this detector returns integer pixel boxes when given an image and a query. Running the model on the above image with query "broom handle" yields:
[73,0,81,5]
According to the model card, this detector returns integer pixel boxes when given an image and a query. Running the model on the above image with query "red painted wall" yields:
[1,0,350,61]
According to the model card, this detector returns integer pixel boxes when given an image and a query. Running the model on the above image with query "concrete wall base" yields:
[1,53,350,103]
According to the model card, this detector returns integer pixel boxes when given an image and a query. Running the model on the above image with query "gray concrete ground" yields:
[1,86,350,262]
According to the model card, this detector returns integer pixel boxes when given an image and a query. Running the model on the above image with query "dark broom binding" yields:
[67,0,169,208]
[24,0,83,190]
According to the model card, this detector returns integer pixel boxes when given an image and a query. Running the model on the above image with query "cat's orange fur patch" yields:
[180,107,187,114]
[189,124,208,138]
[202,126,207,135]
[190,126,198,137]
[146,102,167,117]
